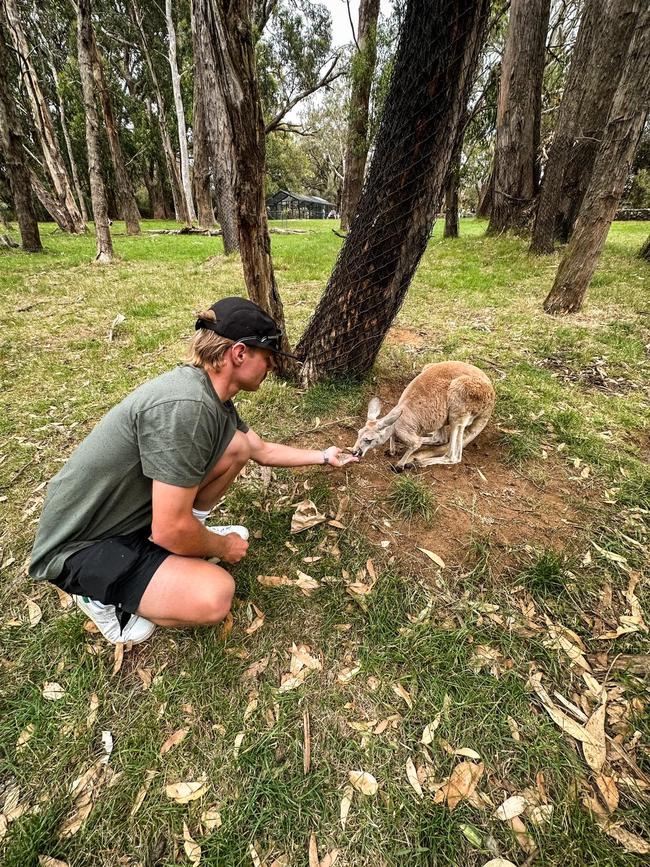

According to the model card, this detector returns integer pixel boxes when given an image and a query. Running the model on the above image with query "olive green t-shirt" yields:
[29,365,248,581]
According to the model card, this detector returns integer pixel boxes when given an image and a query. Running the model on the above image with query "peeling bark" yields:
[90,29,141,234]
[4,0,85,233]
[166,0,196,222]
[77,0,113,262]
[487,0,551,234]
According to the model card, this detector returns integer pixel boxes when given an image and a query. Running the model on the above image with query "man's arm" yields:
[245,429,357,468]
[150,480,248,563]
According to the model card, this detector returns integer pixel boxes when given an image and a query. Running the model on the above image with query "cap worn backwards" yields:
[195,296,301,360]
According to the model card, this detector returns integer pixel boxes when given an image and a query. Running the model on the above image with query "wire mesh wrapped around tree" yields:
[296,0,490,385]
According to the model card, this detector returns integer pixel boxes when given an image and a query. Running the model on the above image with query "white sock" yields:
[192,507,211,524]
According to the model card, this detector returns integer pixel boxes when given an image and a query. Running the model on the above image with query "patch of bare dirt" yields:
[291,403,598,580]
[385,326,428,348]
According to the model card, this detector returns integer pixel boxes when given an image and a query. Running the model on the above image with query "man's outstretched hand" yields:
[323,446,359,468]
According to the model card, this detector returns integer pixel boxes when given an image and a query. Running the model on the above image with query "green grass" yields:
[388,475,436,520]
[1,218,649,866]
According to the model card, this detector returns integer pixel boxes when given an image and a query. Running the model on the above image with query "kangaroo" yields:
[351,361,496,470]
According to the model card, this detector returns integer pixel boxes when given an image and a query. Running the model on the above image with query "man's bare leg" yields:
[137,556,235,627]
[193,430,251,512]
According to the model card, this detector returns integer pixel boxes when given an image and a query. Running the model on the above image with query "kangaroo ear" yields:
[377,406,403,430]
[367,397,382,421]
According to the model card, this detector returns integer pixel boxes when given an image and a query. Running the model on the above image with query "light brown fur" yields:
[352,361,496,469]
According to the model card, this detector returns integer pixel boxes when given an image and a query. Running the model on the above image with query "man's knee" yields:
[197,573,235,624]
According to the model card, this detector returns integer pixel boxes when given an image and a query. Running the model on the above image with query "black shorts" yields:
[52,528,171,614]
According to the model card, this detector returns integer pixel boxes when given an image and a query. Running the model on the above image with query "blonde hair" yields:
[187,309,234,371]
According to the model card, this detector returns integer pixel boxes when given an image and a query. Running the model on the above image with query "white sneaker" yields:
[206,525,249,540]
[75,595,156,645]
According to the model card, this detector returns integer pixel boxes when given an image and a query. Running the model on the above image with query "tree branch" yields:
[265,55,342,134]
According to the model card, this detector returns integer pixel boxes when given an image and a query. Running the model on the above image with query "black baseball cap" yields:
[195,297,301,360]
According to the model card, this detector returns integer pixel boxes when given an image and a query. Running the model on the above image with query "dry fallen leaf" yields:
[233,730,245,758]
[257,575,294,588]
[417,547,445,569]
[42,682,65,701]
[507,716,521,742]
[60,760,107,837]
[26,598,42,627]
[52,584,74,609]
[594,773,619,813]
[528,672,599,746]
[348,770,378,796]
[137,668,153,690]
[454,747,481,760]
[38,858,70,867]
[16,723,35,751]
[406,758,423,798]
[528,804,553,826]
[130,769,156,817]
[201,806,222,832]
[340,785,353,829]
[595,818,650,855]
[112,643,124,675]
[291,500,327,533]
[507,815,536,854]
[87,693,99,729]
[165,781,208,804]
[244,655,269,679]
[391,682,413,709]
[337,665,360,684]
[249,842,263,867]
[443,761,484,811]
[244,603,265,635]
[183,821,201,866]
[309,831,319,867]
[481,861,518,867]
[319,850,340,867]
[160,728,189,757]
[583,696,607,772]
[494,795,527,821]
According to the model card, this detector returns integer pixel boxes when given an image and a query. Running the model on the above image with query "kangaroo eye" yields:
[363,437,373,444]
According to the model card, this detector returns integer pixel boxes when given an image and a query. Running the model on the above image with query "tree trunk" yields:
[339,0,381,232]
[196,0,291,360]
[0,9,41,252]
[192,66,215,228]
[166,0,196,223]
[89,29,141,234]
[487,0,551,234]
[543,7,650,315]
[4,0,85,234]
[30,16,89,224]
[639,235,650,261]
[476,164,494,218]
[143,158,168,219]
[77,0,113,262]
[296,0,490,384]
[131,0,189,224]
[444,128,464,239]
[191,0,239,252]
[530,0,605,254]
[555,0,638,243]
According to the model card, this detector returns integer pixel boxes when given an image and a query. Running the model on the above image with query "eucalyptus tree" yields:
[544,4,650,314]
[77,0,113,261]
[531,0,638,252]
[339,0,380,231]
[296,0,491,384]
[0,4,41,251]
[487,0,552,234]
[4,0,85,232]
[166,0,196,222]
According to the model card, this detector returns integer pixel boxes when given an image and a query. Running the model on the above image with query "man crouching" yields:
[29,297,355,644]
